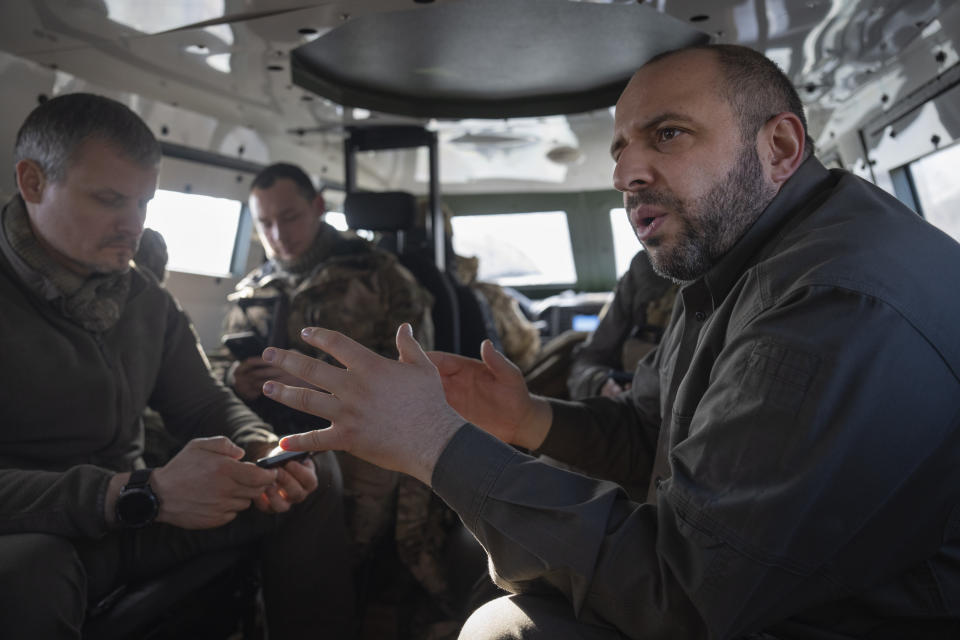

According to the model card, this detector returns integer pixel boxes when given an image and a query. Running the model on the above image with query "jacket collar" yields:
[699,156,836,309]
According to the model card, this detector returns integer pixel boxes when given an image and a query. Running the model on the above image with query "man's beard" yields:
[88,234,140,275]
[628,142,777,284]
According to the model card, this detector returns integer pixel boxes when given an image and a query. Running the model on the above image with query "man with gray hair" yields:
[0,93,355,638]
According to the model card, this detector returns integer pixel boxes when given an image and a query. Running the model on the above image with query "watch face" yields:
[117,489,158,527]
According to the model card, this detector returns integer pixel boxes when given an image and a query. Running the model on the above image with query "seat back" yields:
[344,192,460,353]
[456,284,503,358]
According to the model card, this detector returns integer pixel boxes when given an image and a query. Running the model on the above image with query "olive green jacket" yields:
[0,198,275,539]
[434,158,960,638]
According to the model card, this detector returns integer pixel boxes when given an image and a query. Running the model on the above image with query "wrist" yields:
[113,468,160,528]
[417,412,468,487]
[150,464,173,524]
[517,395,553,451]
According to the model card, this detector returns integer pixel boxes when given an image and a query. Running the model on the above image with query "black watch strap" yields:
[116,468,159,528]
[123,467,153,490]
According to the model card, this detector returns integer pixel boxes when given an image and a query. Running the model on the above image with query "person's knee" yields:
[460,594,623,640]
[0,533,86,636]
[460,596,537,640]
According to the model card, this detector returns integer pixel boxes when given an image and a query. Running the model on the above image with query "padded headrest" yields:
[344,191,418,231]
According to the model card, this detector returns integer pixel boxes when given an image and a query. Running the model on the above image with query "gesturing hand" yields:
[262,323,465,485]
[233,356,314,402]
[427,339,553,451]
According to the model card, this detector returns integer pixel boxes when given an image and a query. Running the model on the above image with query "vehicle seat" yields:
[344,191,461,353]
[456,282,503,358]
[86,416,262,640]
[83,546,261,640]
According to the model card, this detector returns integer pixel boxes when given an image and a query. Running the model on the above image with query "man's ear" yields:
[758,112,806,188]
[312,192,326,217]
[15,159,47,204]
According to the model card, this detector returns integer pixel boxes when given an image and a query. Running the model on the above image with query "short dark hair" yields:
[14,93,161,183]
[134,228,169,282]
[250,163,319,202]
[648,44,815,158]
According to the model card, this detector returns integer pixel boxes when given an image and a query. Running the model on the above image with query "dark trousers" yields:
[0,451,355,639]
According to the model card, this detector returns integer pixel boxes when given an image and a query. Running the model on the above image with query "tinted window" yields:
[451,211,577,286]
[910,142,960,243]
[144,189,242,277]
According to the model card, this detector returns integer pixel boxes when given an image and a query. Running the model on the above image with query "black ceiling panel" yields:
[291,0,708,119]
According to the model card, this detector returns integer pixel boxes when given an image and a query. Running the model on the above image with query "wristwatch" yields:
[115,468,160,528]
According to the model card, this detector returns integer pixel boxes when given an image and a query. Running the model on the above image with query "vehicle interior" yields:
[1,0,958,637]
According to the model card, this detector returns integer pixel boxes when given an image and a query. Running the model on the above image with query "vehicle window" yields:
[910,142,960,243]
[323,210,374,240]
[609,207,643,278]
[324,211,348,231]
[450,211,576,286]
[144,189,242,277]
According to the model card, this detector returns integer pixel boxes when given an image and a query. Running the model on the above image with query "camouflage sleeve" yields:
[567,251,677,400]
[625,250,678,338]
[282,252,434,362]
[378,259,435,355]
[474,282,540,371]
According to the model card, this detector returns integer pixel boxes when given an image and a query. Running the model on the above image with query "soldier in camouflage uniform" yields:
[217,163,435,574]
[453,253,541,372]
[567,249,678,399]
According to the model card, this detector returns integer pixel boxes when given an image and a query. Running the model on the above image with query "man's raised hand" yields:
[262,323,465,485]
[427,339,552,451]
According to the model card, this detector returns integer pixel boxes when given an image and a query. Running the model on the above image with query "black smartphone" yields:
[222,331,267,361]
[256,449,309,468]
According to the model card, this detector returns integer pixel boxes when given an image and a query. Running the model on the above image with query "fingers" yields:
[253,493,271,513]
[279,427,341,452]
[296,327,381,371]
[275,466,312,503]
[427,350,475,376]
[425,350,451,370]
[262,347,343,392]
[263,379,340,421]
[227,463,278,490]
[223,497,255,512]
[188,436,245,460]
[242,365,291,383]
[480,339,521,378]
[396,323,430,366]
[249,367,310,392]
[261,485,293,513]
[281,457,319,495]
[253,460,317,513]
